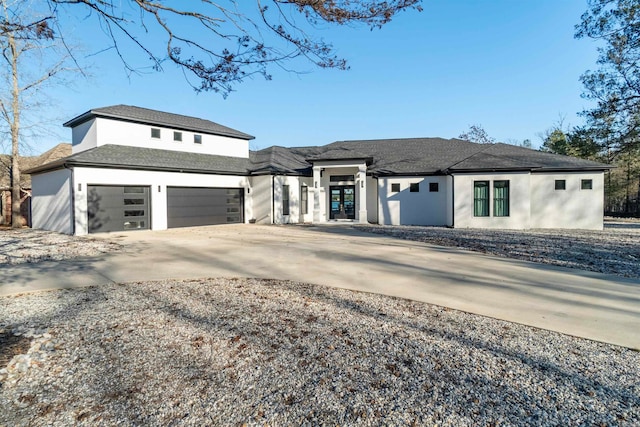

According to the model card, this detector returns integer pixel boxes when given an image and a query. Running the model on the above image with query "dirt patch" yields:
[0,331,31,367]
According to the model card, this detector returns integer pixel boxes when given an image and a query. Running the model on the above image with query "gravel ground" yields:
[355,221,640,279]
[1,278,639,426]
[0,229,121,265]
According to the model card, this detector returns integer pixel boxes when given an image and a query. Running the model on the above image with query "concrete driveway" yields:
[2,224,639,349]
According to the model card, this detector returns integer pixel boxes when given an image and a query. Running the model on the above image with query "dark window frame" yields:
[282,184,290,216]
[391,183,400,193]
[194,134,202,144]
[493,180,510,217]
[429,182,439,192]
[300,186,308,215]
[581,179,593,190]
[555,180,566,190]
[330,175,355,182]
[173,131,182,142]
[473,181,490,217]
[151,128,161,139]
[410,183,420,193]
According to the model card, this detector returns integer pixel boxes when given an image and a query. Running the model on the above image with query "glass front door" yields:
[330,185,356,220]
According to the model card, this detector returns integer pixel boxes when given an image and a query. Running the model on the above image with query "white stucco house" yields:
[28,105,611,235]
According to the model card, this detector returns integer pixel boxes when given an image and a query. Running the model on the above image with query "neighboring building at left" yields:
[0,143,71,226]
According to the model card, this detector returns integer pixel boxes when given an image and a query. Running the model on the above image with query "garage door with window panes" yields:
[167,187,243,228]
[87,186,150,233]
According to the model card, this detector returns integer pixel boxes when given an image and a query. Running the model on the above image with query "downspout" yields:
[451,174,455,228]
[272,174,275,225]
[64,163,76,235]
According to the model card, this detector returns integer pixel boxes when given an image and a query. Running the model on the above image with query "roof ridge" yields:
[443,142,494,171]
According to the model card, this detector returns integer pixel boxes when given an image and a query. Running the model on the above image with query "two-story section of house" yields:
[29,105,255,235]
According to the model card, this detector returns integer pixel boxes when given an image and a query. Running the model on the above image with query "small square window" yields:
[151,128,161,139]
[194,134,202,144]
[429,182,439,192]
[581,179,593,190]
[173,131,182,142]
[410,183,420,193]
[555,180,566,190]
[391,183,400,192]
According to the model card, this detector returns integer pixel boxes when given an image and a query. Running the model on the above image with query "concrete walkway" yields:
[1,224,639,350]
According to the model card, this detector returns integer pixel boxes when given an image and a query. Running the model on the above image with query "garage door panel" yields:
[88,186,150,233]
[167,187,243,228]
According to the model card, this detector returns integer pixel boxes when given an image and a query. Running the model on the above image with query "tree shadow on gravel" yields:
[60,279,639,426]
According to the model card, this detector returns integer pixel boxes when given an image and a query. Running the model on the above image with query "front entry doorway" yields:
[330,185,356,220]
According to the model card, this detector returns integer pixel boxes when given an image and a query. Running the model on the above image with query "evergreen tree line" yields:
[540,0,640,217]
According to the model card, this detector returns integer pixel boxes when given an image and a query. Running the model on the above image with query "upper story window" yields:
[194,134,202,144]
[581,179,593,190]
[391,183,400,192]
[173,131,182,142]
[555,180,566,190]
[151,128,161,139]
[429,182,439,192]
[410,183,420,192]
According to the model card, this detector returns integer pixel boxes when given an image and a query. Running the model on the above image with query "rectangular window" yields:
[151,128,161,139]
[282,184,290,215]
[493,180,510,217]
[410,183,420,192]
[391,183,400,192]
[429,182,439,192]
[194,134,202,144]
[555,180,566,190]
[581,179,593,190]
[330,175,355,182]
[173,131,182,142]
[301,186,308,215]
[473,181,489,217]
[123,187,145,194]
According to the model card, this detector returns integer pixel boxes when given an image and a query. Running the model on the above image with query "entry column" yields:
[358,165,368,223]
[313,166,322,223]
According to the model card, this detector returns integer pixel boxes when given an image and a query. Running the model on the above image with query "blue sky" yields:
[34,0,599,153]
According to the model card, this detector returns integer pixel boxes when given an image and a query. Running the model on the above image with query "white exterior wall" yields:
[313,162,368,223]
[72,167,251,235]
[270,175,313,224]
[530,172,604,230]
[249,175,273,224]
[71,117,249,158]
[366,176,378,223]
[31,169,74,234]
[71,120,97,154]
[377,176,450,226]
[453,172,531,229]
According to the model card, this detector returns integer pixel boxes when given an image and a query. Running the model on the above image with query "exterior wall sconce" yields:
[158,185,161,192]
[314,181,318,188]
[78,183,82,192]
[361,180,364,188]
[247,187,251,194]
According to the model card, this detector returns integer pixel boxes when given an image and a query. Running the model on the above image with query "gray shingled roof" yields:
[27,144,251,175]
[63,105,254,140]
[249,146,315,175]
[28,138,612,177]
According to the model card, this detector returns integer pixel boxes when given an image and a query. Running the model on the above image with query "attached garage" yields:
[87,185,150,233]
[167,187,243,228]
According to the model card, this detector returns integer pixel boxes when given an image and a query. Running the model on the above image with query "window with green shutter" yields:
[474,181,489,217]
[493,180,510,217]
